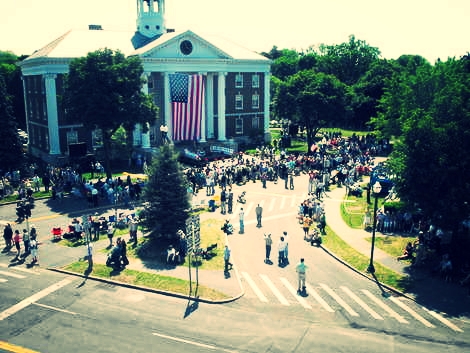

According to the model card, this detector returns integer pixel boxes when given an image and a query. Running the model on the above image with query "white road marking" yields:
[390,297,435,328]
[320,283,359,316]
[361,290,408,324]
[305,284,335,313]
[241,272,268,303]
[340,286,383,320]
[280,277,312,309]
[268,198,276,212]
[0,270,26,279]
[32,302,78,316]
[280,196,286,209]
[152,332,239,353]
[260,274,290,306]
[0,278,7,283]
[290,195,297,207]
[0,278,72,320]
[422,307,463,332]
[0,263,40,275]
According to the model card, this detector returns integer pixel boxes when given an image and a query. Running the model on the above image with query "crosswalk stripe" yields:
[280,196,286,209]
[0,278,7,283]
[244,203,254,219]
[260,274,290,306]
[305,284,335,313]
[361,290,408,324]
[280,277,312,309]
[0,263,40,275]
[320,283,359,316]
[290,195,297,207]
[341,286,383,320]
[422,307,463,332]
[241,272,268,303]
[0,270,26,279]
[268,198,276,212]
[390,297,435,328]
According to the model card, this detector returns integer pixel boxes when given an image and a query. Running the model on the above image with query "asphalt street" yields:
[0,166,470,352]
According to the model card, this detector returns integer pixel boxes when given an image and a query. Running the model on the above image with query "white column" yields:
[206,73,214,139]
[21,76,31,142]
[264,72,271,135]
[139,73,151,148]
[217,72,227,141]
[44,74,61,155]
[163,72,172,140]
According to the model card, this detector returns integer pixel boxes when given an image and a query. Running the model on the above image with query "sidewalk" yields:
[322,186,409,276]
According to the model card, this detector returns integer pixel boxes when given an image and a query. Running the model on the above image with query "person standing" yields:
[227,188,234,214]
[22,229,30,255]
[289,173,295,190]
[120,239,129,268]
[278,236,286,266]
[224,245,232,273]
[220,188,227,215]
[3,223,13,249]
[86,240,93,270]
[30,234,38,264]
[296,258,308,294]
[239,208,245,234]
[129,219,138,244]
[255,204,263,228]
[264,233,272,263]
[283,231,289,264]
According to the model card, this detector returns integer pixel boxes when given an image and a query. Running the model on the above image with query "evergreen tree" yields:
[140,145,190,243]
[0,75,24,171]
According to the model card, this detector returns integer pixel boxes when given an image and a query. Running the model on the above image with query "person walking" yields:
[296,258,308,294]
[239,208,245,234]
[255,204,263,228]
[3,223,13,249]
[13,230,21,260]
[223,245,233,273]
[264,233,272,263]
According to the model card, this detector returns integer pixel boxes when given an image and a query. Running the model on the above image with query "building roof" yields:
[23,26,269,63]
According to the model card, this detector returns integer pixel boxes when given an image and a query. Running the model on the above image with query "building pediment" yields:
[134,30,268,62]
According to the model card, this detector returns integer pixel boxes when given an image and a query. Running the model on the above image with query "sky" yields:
[0,0,468,63]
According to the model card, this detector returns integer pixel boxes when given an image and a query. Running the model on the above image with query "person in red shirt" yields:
[13,230,21,260]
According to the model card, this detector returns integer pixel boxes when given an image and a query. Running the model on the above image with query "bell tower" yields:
[136,0,166,38]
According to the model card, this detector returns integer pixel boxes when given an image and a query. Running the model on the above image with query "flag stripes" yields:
[170,73,204,141]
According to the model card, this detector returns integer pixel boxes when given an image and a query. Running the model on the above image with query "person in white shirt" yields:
[239,208,245,234]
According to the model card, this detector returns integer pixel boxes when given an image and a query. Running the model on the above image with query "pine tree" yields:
[140,145,190,242]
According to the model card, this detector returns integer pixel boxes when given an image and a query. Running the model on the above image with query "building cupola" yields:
[136,0,166,38]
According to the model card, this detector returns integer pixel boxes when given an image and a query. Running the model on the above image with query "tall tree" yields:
[318,35,380,86]
[0,51,26,130]
[63,49,158,178]
[140,145,190,243]
[274,70,351,151]
[0,75,25,171]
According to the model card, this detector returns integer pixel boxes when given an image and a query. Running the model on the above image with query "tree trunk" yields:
[102,132,113,180]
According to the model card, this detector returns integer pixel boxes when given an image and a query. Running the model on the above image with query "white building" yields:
[19,0,271,164]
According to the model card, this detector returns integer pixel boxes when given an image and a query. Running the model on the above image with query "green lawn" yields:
[321,226,413,292]
[62,261,230,300]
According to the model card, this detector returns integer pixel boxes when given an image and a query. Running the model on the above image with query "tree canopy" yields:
[63,48,158,177]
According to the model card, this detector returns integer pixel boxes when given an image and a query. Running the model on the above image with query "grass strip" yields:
[321,226,413,292]
[62,261,230,301]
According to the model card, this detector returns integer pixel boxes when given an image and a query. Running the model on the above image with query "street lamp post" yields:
[367,181,382,274]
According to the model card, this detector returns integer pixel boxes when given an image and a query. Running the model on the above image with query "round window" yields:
[180,40,193,55]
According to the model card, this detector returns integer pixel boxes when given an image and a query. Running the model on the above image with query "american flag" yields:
[169,73,205,141]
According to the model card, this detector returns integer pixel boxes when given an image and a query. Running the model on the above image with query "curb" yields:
[320,244,417,302]
[47,266,245,305]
